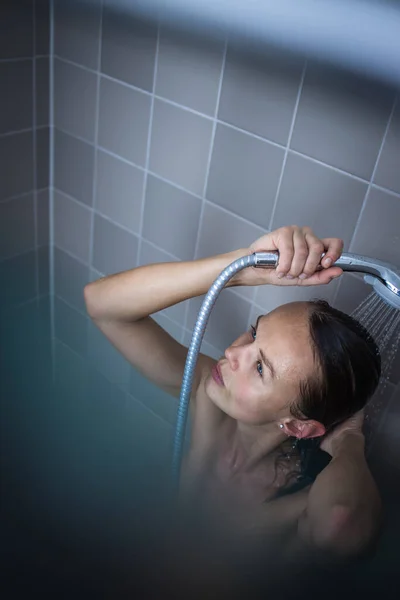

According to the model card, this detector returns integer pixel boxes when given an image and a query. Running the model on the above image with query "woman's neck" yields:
[226,419,287,473]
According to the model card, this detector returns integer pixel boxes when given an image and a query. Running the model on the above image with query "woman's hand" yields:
[320,410,365,457]
[233,225,344,287]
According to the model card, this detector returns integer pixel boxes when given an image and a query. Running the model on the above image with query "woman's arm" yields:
[297,415,382,558]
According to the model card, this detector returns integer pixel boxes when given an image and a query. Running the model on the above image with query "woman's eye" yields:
[250,325,256,340]
[257,360,263,377]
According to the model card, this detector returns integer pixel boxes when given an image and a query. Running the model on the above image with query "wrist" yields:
[224,248,253,287]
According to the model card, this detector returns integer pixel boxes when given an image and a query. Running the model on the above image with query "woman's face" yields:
[205,302,318,425]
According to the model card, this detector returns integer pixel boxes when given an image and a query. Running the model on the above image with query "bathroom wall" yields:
[0,0,50,313]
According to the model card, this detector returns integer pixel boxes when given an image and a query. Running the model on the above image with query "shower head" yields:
[253,251,400,310]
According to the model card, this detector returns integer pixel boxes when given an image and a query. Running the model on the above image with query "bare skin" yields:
[84,226,381,565]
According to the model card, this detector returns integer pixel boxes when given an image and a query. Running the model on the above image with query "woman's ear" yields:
[284,419,326,439]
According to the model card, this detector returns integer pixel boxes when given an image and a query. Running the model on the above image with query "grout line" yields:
[0,127,34,139]
[289,148,372,185]
[371,182,400,200]
[49,0,55,383]
[268,62,307,232]
[332,97,399,308]
[181,39,228,342]
[0,190,36,204]
[137,25,160,268]
[87,0,103,281]
[0,57,36,63]
[32,1,39,304]
[0,246,37,265]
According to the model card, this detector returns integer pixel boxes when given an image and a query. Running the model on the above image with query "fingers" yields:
[301,229,325,278]
[300,266,343,286]
[320,237,344,268]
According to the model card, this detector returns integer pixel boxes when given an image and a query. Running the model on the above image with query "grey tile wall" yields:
[50,7,400,430]
[0,0,49,313]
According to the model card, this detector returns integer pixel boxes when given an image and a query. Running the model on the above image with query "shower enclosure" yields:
[1,0,399,596]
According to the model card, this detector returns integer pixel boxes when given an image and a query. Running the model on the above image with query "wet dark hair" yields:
[292,299,381,431]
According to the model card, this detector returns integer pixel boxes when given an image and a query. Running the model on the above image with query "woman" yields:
[84,225,382,562]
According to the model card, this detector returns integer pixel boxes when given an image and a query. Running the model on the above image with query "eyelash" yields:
[250,325,263,378]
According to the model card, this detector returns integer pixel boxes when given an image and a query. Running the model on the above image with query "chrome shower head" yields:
[253,251,400,310]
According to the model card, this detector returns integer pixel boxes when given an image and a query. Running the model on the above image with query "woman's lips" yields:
[212,363,224,386]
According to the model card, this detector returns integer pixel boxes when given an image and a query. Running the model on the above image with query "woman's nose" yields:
[224,346,240,370]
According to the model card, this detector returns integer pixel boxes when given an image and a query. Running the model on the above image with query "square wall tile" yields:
[0,250,36,310]
[149,99,213,195]
[156,26,224,116]
[92,213,138,275]
[129,366,177,425]
[36,126,49,189]
[374,101,400,195]
[54,0,101,69]
[291,65,394,179]
[54,246,89,313]
[101,6,157,92]
[254,276,340,316]
[98,76,151,166]
[54,58,97,143]
[139,240,186,325]
[54,296,88,357]
[182,329,222,362]
[0,194,35,260]
[35,0,50,55]
[38,244,49,296]
[0,131,33,200]
[88,320,131,390]
[187,288,251,349]
[54,190,91,263]
[143,175,201,260]
[219,46,303,145]
[54,129,94,206]
[272,152,367,248]
[196,202,265,300]
[207,123,284,228]
[95,150,144,234]
[0,0,33,59]
[0,60,32,134]
[37,189,49,246]
[36,57,49,127]
[350,187,400,266]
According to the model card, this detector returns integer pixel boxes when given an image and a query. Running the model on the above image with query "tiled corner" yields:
[0,60,33,134]
[350,187,400,266]
[0,250,36,310]
[272,152,367,247]
[54,190,91,263]
[36,57,49,127]
[37,244,49,296]
[149,99,213,195]
[87,319,131,390]
[37,188,49,247]
[54,0,101,69]
[92,213,138,275]
[143,175,201,260]
[98,76,151,166]
[254,277,340,317]
[206,123,284,227]
[0,194,35,260]
[374,101,400,195]
[196,202,265,300]
[101,6,157,91]
[54,58,97,143]
[95,149,144,234]
[129,365,177,425]
[187,288,251,350]
[156,26,225,116]
[219,45,303,145]
[54,246,89,313]
[0,131,33,201]
[54,295,88,357]
[182,329,222,362]
[291,65,394,179]
[35,0,50,56]
[0,0,33,59]
[36,126,50,189]
[138,240,187,325]
[54,129,94,206]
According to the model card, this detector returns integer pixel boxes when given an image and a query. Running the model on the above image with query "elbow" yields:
[312,504,381,560]
[84,282,100,320]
